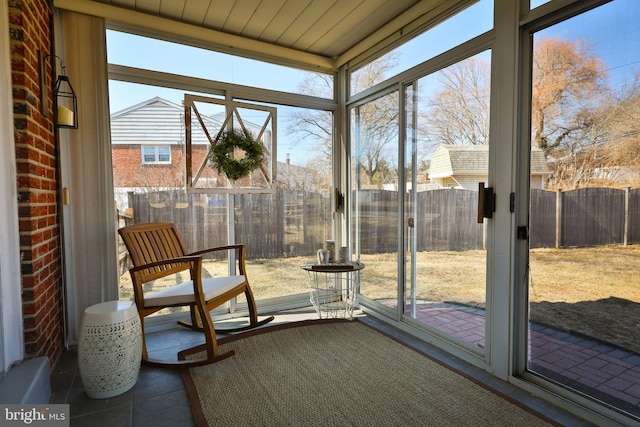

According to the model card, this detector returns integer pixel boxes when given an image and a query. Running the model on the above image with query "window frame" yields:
[141,145,171,165]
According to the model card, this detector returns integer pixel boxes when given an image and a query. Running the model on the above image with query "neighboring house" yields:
[111,97,214,200]
[593,166,640,185]
[278,154,321,191]
[428,144,551,190]
[111,97,270,208]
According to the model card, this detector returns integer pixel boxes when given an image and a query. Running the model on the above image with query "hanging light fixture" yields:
[53,61,78,129]
[40,52,78,129]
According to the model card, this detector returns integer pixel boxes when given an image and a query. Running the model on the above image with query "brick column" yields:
[9,0,64,363]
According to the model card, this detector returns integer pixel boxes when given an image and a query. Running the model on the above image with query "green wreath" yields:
[209,129,265,180]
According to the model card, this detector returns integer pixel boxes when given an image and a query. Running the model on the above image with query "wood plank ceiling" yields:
[86,0,449,69]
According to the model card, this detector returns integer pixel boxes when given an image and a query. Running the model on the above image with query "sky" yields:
[106,0,640,164]
[106,33,320,114]
[106,0,492,164]
[539,0,640,89]
[106,0,492,114]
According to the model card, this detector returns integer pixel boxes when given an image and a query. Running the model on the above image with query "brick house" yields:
[112,97,212,207]
[111,97,270,208]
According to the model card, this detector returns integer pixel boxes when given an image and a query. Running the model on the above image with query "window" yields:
[107,30,332,97]
[108,35,335,312]
[349,0,493,96]
[530,0,551,8]
[142,146,171,164]
[526,0,640,418]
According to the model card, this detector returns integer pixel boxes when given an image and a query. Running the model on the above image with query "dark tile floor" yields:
[50,335,198,426]
[50,307,593,426]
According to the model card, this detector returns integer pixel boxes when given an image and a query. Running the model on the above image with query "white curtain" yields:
[56,9,118,345]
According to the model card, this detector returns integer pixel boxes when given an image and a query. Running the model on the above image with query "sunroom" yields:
[3,0,640,425]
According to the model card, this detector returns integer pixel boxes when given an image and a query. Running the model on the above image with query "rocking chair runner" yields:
[118,222,274,368]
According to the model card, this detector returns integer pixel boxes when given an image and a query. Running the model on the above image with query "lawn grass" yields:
[355,245,640,353]
[529,245,640,354]
[119,244,640,353]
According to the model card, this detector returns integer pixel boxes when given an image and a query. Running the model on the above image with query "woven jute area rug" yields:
[180,319,554,427]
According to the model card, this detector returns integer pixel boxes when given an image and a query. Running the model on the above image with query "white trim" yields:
[107,64,336,112]
[54,0,334,71]
[488,0,520,381]
[0,0,24,373]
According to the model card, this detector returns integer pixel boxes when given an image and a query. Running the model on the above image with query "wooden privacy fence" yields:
[357,187,640,251]
[355,189,483,252]
[530,187,640,248]
[127,187,640,258]
[129,189,331,258]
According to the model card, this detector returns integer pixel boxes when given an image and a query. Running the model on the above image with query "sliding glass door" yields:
[348,0,495,355]
[350,90,400,309]
[525,0,640,418]
[403,52,491,350]
[351,51,492,353]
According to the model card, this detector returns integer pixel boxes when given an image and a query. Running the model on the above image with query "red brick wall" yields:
[113,144,216,187]
[112,144,266,189]
[9,0,64,363]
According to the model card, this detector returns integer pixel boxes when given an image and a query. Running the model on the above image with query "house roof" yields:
[111,96,264,145]
[111,97,212,145]
[428,144,552,178]
[56,0,461,70]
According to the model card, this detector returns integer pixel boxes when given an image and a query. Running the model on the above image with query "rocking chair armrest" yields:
[188,244,247,276]
[128,255,202,274]
[188,244,245,257]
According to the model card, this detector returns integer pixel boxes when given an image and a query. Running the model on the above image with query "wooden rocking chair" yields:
[118,222,274,368]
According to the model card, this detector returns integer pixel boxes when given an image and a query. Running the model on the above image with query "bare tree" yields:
[287,76,334,163]
[277,154,331,191]
[288,53,400,185]
[423,37,614,189]
[546,106,612,189]
[592,73,640,187]
[353,91,399,185]
[421,56,491,148]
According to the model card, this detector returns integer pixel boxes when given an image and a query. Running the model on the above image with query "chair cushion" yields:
[143,275,246,307]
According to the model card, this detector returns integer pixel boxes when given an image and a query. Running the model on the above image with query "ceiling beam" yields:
[337,0,473,69]
[54,0,336,71]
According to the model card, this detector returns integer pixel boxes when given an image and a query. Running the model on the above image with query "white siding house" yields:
[110,96,218,147]
[428,144,551,190]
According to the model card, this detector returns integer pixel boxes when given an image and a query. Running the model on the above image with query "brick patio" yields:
[411,302,640,418]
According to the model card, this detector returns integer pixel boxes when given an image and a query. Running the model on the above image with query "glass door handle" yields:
[477,182,496,223]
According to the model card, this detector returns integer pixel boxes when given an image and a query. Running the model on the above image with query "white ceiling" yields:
[57,0,461,70]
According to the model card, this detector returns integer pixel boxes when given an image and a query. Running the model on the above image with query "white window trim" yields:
[141,145,171,164]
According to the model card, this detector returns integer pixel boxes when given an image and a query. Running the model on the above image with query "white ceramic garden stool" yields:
[78,301,142,399]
